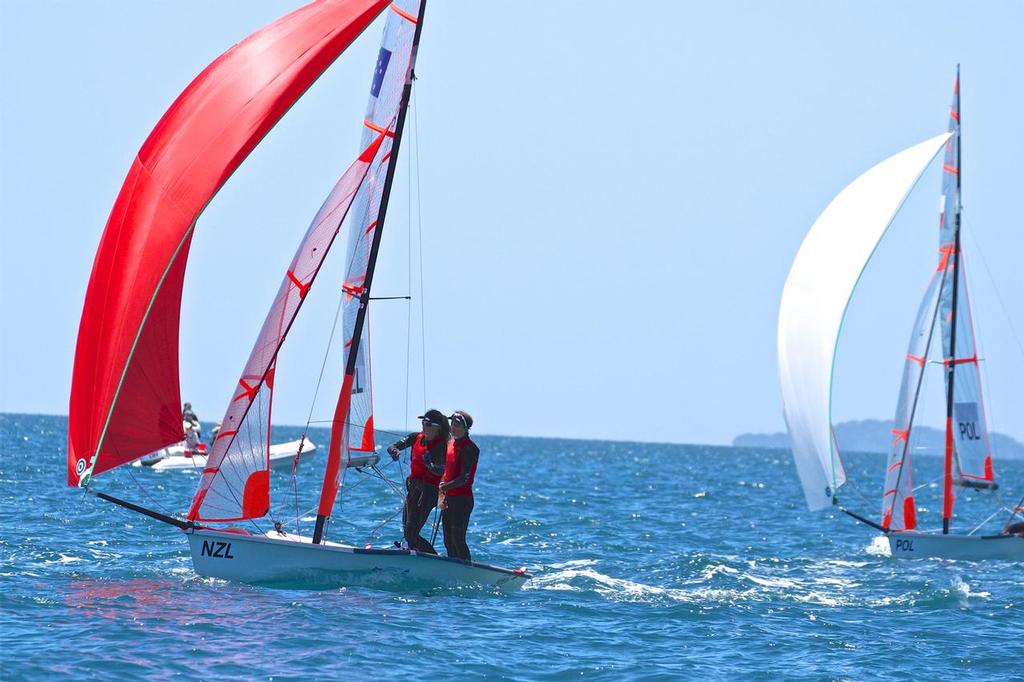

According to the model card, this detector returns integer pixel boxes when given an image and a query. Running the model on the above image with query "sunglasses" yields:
[421,419,441,427]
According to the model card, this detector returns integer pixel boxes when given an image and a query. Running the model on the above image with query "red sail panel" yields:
[68,0,391,487]
[188,135,384,522]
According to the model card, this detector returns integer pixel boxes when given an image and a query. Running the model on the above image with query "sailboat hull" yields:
[887,531,1024,561]
[185,527,530,591]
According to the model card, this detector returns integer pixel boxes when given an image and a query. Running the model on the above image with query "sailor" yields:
[182,402,200,433]
[387,409,449,555]
[1004,520,1024,537]
[439,410,479,562]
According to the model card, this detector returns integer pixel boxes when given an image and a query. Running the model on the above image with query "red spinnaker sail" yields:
[68,0,390,487]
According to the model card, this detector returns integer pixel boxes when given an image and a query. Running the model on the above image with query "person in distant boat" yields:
[439,410,479,562]
[387,409,449,555]
[1004,520,1024,537]
[182,402,200,433]
[182,401,201,449]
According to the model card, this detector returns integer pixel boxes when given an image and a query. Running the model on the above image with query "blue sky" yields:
[1,1,1022,445]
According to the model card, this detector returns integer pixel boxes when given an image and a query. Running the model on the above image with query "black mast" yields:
[943,65,962,535]
[313,1,427,544]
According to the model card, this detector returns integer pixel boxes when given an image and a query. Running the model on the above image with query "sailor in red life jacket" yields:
[439,410,480,562]
[387,409,449,555]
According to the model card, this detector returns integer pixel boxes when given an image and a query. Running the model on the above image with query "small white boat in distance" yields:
[136,437,318,472]
[187,526,530,591]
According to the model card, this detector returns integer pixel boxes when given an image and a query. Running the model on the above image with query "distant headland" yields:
[734,419,1024,460]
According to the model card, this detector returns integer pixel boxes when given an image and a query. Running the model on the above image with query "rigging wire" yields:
[961,210,1024,362]
[413,83,428,410]
[404,84,414,432]
[961,211,1024,530]
[125,465,179,519]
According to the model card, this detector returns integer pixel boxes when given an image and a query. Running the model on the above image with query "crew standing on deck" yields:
[440,410,479,562]
[388,409,449,555]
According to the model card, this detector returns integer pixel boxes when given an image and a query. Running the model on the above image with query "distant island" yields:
[734,419,1024,460]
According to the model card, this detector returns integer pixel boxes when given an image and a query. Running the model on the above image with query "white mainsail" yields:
[317,0,421,526]
[936,76,996,490]
[339,0,420,465]
[778,133,951,511]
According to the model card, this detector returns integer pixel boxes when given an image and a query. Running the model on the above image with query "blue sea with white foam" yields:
[1,413,1021,680]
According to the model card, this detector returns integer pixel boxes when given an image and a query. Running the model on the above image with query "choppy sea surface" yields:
[1,413,1021,680]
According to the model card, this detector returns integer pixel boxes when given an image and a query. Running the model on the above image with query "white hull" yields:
[186,527,529,591]
[887,531,1024,561]
[135,437,316,472]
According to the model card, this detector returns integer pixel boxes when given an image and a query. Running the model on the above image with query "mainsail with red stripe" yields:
[67,0,391,488]
[316,0,423,540]
[936,71,996,492]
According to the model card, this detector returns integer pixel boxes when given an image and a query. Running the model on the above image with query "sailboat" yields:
[778,69,1023,561]
[68,0,529,590]
[134,434,317,472]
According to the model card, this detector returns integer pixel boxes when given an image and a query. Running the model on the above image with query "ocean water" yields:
[1,413,1021,680]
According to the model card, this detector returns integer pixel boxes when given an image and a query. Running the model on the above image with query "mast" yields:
[313,1,426,544]
[942,65,962,534]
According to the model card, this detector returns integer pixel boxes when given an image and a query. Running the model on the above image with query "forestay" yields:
[188,133,386,522]
[779,133,951,511]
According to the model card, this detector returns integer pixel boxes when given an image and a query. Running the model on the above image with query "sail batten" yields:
[779,133,951,512]
[68,0,392,487]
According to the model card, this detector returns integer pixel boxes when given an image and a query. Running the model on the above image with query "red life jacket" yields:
[409,434,443,486]
[443,437,479,497]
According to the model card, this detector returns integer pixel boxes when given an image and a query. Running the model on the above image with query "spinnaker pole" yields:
[313,1,427,544]
[942,65,962,535]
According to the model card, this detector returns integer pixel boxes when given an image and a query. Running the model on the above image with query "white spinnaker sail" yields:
[779,133,951,512]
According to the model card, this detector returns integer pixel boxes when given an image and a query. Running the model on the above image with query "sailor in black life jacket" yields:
[387,409,449,554]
